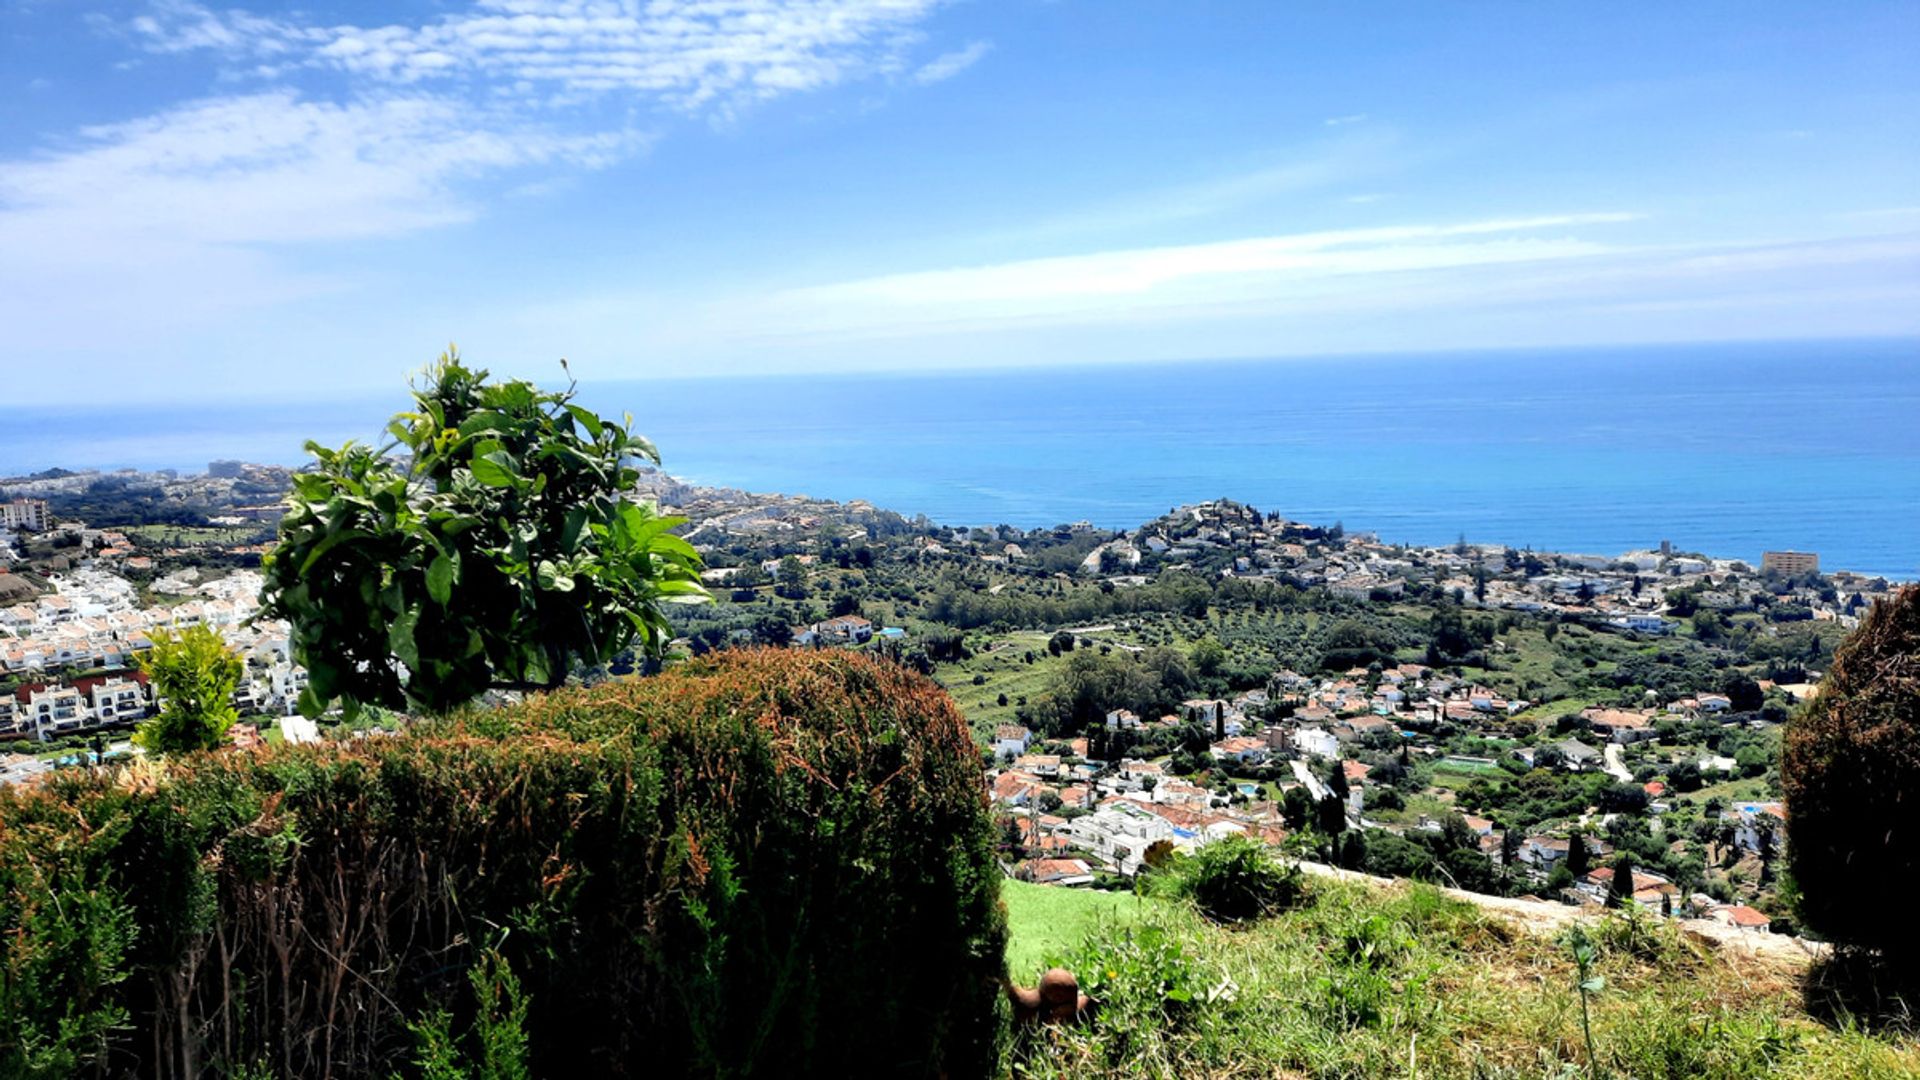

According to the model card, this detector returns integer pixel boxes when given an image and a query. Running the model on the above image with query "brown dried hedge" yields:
[0,649,1006,1078]
[1781,584,1920,957]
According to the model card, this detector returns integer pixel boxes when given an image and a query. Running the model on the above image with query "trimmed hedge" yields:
[1782,584,1920,957]
[0,650,1006,1077]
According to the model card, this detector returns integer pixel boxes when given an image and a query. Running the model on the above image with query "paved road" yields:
[1602,742,1634,783]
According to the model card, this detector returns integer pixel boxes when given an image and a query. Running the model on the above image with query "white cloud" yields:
[129,0,950,112]
[0,91,643,345]
[4,1,967,359]
[506,227,1919,379]
[508,213,1651,358]
[913,40,990,85]
[1323,113,1368,126]
[3,92,631,247]
[786,214,1640,313]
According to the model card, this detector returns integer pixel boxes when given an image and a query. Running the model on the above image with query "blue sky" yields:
[3,1,1916,401]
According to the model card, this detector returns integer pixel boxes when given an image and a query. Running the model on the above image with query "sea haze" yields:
[3,339,1917,579]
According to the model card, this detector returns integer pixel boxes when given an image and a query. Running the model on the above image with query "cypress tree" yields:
[1606,855,1636,909]
[1782,584,1920,957]
[1567,830,1590,877]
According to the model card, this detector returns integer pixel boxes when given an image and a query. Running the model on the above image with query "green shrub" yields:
[0,650,1004,1078]
[1155,833,1304,923]
[1781,584,1920,958]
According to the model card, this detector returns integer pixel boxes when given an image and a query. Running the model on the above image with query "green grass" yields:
[122,524,262,545]
[1002,879,1155,981]
[1690,774,1774,804]
[1005,874,1920,1078]
[936,633,1062,738]
[1508,692,1609,726]
[1433,759,1505,777]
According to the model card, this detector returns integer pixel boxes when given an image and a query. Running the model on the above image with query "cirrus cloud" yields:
[129,0,960,111]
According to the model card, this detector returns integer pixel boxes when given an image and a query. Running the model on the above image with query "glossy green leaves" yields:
[258,348,709,717]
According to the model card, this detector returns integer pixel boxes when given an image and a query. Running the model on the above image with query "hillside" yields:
[1001,875,1917,1078]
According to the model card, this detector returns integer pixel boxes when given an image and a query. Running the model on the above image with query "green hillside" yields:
[1003,875,1917,1078]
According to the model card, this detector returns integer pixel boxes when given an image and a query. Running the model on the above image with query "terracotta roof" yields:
[1027,858,1093,883]
[1718,904,1772,928]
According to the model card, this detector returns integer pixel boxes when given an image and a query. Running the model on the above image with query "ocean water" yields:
[3,340,1917,578]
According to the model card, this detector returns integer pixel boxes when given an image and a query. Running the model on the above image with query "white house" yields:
[1293,726,1340,760]
[28,685,88,738]
[88,677,146,724]
[993,724,1031,760]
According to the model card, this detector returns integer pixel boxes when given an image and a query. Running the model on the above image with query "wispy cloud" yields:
[913,40,990,85]
[2,91,632,247]
[0,91,640,345]
[1004,128,1406,243]
[519,226,1918,377]
[4,1,967,351]
[128,0,951,111]
[1323,113,1368,126]
[781,214,1640,314]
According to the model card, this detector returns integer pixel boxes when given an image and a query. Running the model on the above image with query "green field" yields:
[1691,774,1774,804]
[123,525,263,545]
[936,632,1059,737]
[1001,879,1154,980]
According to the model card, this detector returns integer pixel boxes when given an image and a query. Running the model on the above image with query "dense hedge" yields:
[0,650,1006,1078]
[1782,584,1920,957]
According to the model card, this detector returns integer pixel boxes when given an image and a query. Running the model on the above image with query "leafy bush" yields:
[1031,918,1224,1073]
[132,624,241,755]
[1781,584,1920,957]
[1156,834,1304,923]
[0,650,1004,1078]
[258,351,708,718]
[1311,912,1415,1030]
[1055,920,1206,1019]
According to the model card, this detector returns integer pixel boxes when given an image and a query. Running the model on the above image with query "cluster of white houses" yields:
[1,570,310,740]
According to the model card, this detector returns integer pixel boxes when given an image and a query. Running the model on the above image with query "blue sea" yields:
[3,339,1917,579]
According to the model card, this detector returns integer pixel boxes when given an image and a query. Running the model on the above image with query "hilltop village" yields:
[2,465,1903,929]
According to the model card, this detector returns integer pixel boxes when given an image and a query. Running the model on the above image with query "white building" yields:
[993,724,1031,760]
[0,499,51,533]
[88,677,146,724]
[1066,804,1177,875]
[28,685,87,738]
[1293,726,1340,760]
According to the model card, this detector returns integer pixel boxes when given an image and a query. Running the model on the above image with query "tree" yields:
[1337,830,1367,871]
[1315,793,1348,837]
[1567,830,1590,877]
[1191,635,1227,680]
[1666,759,1703,793]
[1281,786,1313,830]
[259,351,709,717]
[133,625,242,755]
[1326,759,1351,800]
[1723,672,1764,713]
[1605,855,1635,909]
[1783,588,1920,958]
[1597,783,1650,815]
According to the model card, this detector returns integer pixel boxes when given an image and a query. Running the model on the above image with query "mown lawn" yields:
[1002,879,1155,981]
